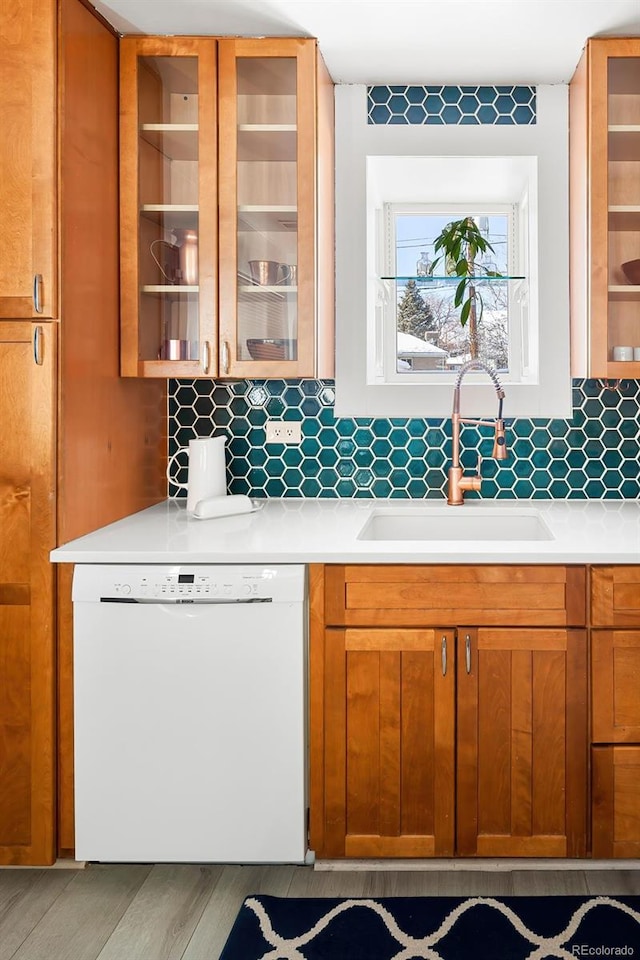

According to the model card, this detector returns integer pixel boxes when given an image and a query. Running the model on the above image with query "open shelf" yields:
[140,205,199,228]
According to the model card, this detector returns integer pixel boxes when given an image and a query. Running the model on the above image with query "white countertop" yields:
[50,498,640,564]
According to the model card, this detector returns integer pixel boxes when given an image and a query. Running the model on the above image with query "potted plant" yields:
[428,216,502,357]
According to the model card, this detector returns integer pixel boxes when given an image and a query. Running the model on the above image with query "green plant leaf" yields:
[460,298,472,327]
[454,279,466,307]
[455,259,468,276]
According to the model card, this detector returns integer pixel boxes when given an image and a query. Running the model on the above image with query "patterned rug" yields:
[219,894,640,959]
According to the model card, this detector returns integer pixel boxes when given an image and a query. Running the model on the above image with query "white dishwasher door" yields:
[73,564,307,863]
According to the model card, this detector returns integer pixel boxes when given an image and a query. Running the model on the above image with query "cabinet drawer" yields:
[592,631,640,742]
[592,746,640,858]
[324,565,586,628]
[592,567,640,627]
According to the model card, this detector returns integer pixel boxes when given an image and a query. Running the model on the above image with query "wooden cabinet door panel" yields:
[457,628,587,857]
[326,565,586,628]
[592,631,640,742]
[592,567,640,627]
[0,0,56,318]
[593,746,640,858]
[0,323,56,863]
[321,628,455,858]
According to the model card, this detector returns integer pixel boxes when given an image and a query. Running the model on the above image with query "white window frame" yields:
[379,202,522,386]
[334,84,571,419]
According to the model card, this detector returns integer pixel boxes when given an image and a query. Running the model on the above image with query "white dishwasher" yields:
[72,563,307,864]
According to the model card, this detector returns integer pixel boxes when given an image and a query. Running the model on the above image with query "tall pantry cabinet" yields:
[0,0,166,864]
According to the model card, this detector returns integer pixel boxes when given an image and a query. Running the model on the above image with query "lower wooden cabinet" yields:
[309,565,588,860]
[456,628,587,858]
[591,625,640,857]
[320,627,456,858]
[0,322,56,864]
[592,746,640,858]
[592,631,640,742]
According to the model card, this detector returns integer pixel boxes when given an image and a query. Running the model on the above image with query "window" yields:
[380,204,521,383]
[335,84,571,419]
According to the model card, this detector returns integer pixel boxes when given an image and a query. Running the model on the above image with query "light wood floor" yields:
[0,863,638,960]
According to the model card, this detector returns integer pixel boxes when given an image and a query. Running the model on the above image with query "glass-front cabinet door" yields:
[605,47,640,374]
[571,39,640,377]
[218,39,316,377]
[120,38,217,377]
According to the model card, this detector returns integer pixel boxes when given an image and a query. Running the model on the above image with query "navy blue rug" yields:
[219,894,640,959]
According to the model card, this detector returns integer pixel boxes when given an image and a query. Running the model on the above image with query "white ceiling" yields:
[92,0,640,84]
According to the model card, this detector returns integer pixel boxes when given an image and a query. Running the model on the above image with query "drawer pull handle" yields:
[441,635,447,676]
[465,633,472,674]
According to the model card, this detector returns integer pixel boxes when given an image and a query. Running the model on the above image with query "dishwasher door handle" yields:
[100,596,274,605]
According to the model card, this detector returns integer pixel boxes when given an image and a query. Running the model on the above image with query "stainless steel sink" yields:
[357,507,554,542]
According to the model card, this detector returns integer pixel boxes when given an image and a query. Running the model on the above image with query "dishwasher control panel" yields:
[72,564,306,604]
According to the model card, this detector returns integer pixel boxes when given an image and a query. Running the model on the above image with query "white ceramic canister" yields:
[166,436,227,513]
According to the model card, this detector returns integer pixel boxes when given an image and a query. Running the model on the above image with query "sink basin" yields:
[358,507,554,542]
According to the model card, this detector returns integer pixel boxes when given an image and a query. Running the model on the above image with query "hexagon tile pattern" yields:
[168,379,640,500]
[367,85,536,124]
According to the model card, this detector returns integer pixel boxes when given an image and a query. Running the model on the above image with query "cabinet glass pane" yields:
[236,57,298,363]
[607,57,640,362]
[137,56,200,362]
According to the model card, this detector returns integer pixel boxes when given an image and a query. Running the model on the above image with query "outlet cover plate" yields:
[265,420,302,444]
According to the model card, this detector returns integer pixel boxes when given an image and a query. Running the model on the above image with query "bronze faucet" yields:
[447,359,508,506]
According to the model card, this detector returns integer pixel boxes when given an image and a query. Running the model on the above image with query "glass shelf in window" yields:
[379,275,526,282]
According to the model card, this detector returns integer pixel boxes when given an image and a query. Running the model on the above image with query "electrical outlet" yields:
[265,420,302,444]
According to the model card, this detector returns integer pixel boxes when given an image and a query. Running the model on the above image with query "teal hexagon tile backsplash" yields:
[167,379,640,500]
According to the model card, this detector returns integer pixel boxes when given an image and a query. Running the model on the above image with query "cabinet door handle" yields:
[33,274,43,314]
[33,325,44,365]
[221,340,230,375]
[465,633,472,674]
[202,340,211,374]
[441,635,447,676]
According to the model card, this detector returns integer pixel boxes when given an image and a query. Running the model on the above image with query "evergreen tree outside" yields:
[397,279,436,339]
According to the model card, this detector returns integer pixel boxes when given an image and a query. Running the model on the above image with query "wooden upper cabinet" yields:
[0,322,56,864]
[217,38,334,379]
[119,37,218,377]
[592,566,640,627]
[0,0,57,319]
[570,39,640,377]
[456,628,587,858]
[119,36,334,379]
[325,565,587,628]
